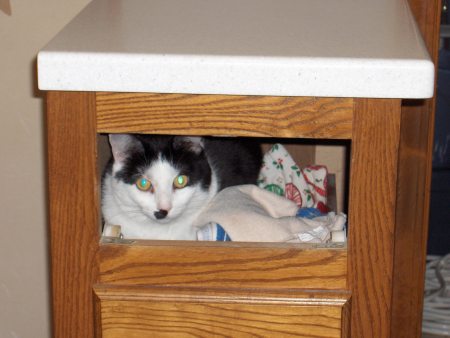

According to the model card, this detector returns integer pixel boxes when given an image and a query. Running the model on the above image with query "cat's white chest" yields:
[116,217,197,240]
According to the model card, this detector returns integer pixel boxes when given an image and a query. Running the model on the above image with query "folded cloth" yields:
[197,223,231,241]
[194,185,346,243]
[296,207,326,219]
[258,144,328,212]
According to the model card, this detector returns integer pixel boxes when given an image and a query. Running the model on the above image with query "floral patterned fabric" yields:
[257,144,328,212]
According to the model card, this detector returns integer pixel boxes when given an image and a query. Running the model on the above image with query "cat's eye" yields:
[173,175,189,189]
[136,177,152,191]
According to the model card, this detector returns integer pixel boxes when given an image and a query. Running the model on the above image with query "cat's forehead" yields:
[144,157,179,179]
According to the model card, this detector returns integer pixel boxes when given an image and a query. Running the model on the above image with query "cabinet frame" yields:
[47,92,419,337]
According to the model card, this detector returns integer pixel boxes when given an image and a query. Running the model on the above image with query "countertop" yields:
[38,0,434,98]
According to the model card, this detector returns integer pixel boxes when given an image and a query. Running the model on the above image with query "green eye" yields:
[173,175,189,189]
[136,177,152,191]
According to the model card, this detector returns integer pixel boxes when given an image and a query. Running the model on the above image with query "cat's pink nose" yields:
[154,209,168,219]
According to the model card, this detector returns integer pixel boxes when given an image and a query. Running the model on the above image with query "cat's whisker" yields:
[107,209,151,222]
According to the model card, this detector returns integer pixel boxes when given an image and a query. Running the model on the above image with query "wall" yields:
[0,1,90,337]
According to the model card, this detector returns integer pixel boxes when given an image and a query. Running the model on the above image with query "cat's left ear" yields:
[174,136,204,155]
[109,134,143,164]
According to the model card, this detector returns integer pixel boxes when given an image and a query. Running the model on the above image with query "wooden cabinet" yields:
[45,93,397,338]
[41,0,441,337]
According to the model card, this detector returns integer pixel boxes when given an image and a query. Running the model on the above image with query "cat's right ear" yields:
[109,134,141,164]
[174,136,204,155]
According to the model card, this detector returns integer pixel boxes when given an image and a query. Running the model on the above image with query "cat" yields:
[101,134,262,240]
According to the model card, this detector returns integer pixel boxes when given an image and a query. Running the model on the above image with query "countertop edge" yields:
[37,51,435,99]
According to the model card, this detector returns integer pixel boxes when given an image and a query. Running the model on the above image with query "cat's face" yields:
[108,134,212,224]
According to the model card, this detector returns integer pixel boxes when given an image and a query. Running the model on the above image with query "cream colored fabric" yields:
[194,185,345,243]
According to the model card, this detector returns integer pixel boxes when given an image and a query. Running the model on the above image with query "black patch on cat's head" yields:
[110,134,212,189]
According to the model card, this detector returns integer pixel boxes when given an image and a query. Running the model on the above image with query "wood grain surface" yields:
[99,241,347,290]
[46,91,100,338]
[348,99,402,338]
[94,286,351,338]
[391,0,441,338]
[96,92,353,139]
[391,1,441,337]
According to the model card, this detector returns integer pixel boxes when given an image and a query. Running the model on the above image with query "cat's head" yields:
[107,134,213,223]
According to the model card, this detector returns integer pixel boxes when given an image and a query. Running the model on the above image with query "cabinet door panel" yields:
[94,286,350,338]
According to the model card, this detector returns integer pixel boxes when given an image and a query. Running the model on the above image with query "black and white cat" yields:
[102,134,262,240]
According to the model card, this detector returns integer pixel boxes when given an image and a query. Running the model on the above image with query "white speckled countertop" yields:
[37,0,434,98]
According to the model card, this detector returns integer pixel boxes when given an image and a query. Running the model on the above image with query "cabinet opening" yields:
[97,133,349,246]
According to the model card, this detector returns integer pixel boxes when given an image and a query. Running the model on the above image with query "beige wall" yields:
[0,1,90,337]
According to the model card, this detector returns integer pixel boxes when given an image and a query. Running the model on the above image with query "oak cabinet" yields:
[41,0,440,337]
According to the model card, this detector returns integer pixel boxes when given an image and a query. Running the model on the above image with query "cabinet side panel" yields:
[392,1,441,337]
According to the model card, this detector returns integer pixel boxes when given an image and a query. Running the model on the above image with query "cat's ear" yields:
[174,136,204,155]
[109,134,142,163]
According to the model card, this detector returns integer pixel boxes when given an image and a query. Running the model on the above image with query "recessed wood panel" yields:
[94,286,351,338]
[99,240,347,290]
[96,92,353,139]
